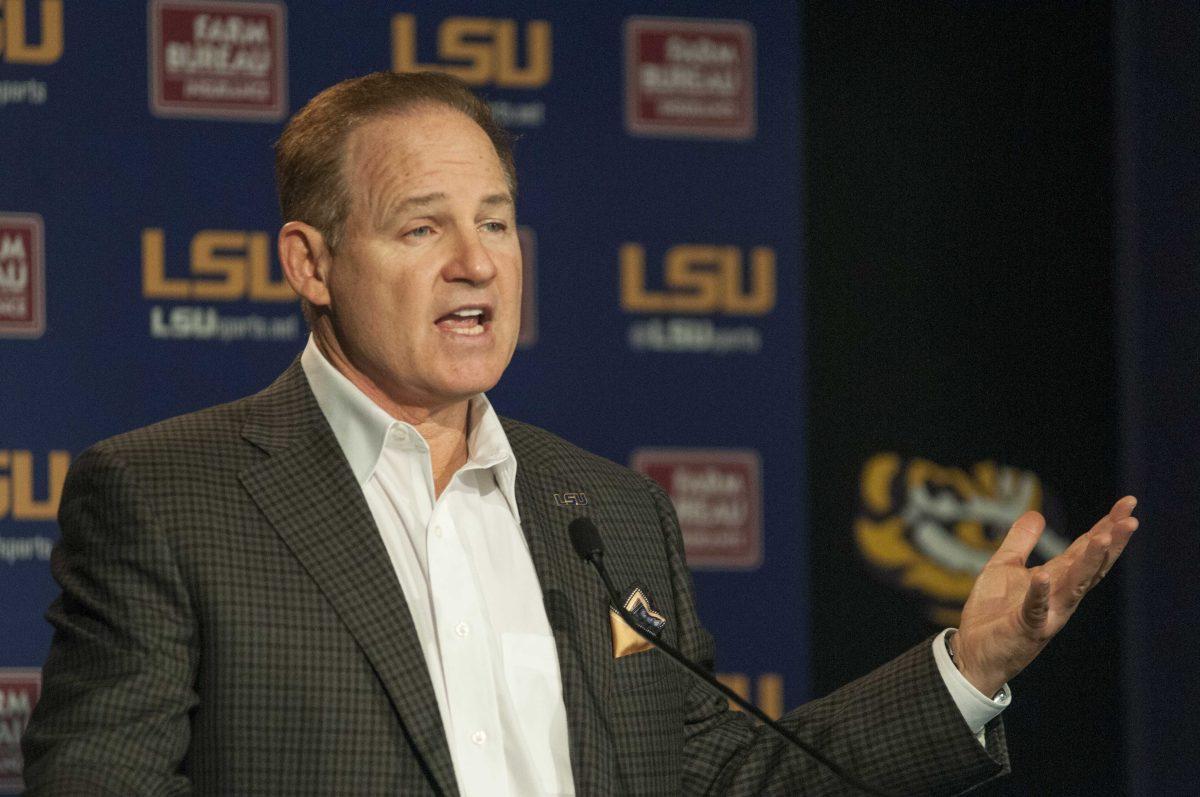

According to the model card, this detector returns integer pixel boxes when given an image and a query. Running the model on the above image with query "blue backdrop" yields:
[0,1,803,788]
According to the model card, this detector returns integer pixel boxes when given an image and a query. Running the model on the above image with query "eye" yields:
[405,225,434,239]
[480,221,508,234]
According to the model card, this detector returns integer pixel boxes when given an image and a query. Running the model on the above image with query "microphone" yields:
[567,517,891,797]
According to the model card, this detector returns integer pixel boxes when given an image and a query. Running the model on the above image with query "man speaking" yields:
[21,72,1137,795]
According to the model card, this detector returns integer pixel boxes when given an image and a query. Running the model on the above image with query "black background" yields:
[804,2,1124,793]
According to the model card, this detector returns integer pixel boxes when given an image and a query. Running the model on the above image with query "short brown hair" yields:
[274,71,516,253]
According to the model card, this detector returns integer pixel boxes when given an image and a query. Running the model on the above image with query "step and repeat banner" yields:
[0,1,802,789]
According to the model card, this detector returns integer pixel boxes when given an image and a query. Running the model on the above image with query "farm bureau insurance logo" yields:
[0,449,66,565]
[625,17,755,140]
[621,243,774,354]
[856,452,1069,626]
[141,227,300,342]
[149,0,287,121]
[0,213,44,338]
[392,13,550,128]
[0,0,62,109]
[0,670,40,794]
[632,448,762,569]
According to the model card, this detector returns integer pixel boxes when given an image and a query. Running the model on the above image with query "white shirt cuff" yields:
[932,628,1011,746]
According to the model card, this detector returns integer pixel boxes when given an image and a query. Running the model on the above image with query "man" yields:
[22,72,1137,795]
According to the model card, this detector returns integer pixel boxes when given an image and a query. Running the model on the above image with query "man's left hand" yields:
[953,496,1139,697]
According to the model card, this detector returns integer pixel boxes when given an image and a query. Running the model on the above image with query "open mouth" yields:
[435,306,491,337]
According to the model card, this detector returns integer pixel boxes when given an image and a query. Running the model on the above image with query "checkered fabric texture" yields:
[22,362,1008,795]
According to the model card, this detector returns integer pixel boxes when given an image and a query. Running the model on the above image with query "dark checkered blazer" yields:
[22,362,1008,795]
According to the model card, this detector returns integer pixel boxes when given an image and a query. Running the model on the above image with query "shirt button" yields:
[455,621,470,638]
[432,524,444,538]
[471,730,487,745]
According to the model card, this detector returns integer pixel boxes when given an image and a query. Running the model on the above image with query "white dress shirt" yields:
[933,628,1011,744]
[301,337,574,797]
[301,336,1007,790]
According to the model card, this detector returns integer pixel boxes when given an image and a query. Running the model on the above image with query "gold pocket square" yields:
[609,586,667,658]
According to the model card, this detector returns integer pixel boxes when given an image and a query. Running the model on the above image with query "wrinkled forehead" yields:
[341,106,509,210]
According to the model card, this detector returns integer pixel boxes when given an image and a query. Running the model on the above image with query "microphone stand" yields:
[575,523,891,796]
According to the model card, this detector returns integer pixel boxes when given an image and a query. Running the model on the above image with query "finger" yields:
[1059,531,1111,609]
[1074,497,1138,588]
[1060,496,1139,566]
[1109,495,1137,521]
[1089,515,1139,588]
[1110,513,1138,555]
[1104,498,1139,560]
[1084,495,1138,540]
[1022,570,1052,631]
[993,511,1046,566]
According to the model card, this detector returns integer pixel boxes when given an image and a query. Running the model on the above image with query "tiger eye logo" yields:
[855,453,1069,625]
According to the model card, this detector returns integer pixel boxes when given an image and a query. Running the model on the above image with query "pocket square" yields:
[609,586,668,658]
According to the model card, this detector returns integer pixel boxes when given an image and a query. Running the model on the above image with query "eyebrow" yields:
[395,192,446,211]
[479,193,515,209]
[374,192,514,231]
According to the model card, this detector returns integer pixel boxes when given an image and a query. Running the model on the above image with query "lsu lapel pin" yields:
[609,585,667,658]
[554,492,589,507]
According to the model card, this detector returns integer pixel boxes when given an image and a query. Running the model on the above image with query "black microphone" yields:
[567,517,891,797]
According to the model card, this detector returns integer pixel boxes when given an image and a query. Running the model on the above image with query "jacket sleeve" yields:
[640,474,1010,796]
[21,445,197,797]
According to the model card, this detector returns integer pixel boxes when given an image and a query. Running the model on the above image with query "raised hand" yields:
[952,496,1139,697]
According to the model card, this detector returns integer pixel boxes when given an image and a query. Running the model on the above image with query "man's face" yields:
[324,106,521,410]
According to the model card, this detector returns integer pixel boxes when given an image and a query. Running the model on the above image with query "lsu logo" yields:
[716,672,783,720]
[856,452,1069,625]
[141,228,293,302]
[0,450,68,522]
[620,244,775,315]
[392,14,551,88]
[0,0,62,64]
[553,492,588,507]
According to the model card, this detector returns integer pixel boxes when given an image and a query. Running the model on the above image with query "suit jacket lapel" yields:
[511,452,619,796]
[238,363,459,797]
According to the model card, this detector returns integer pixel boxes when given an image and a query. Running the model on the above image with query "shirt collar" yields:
[300,336,521,521]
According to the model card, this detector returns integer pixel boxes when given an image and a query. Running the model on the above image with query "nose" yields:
[443,227,497,286]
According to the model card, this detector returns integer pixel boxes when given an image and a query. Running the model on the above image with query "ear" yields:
[278,221,333,310]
